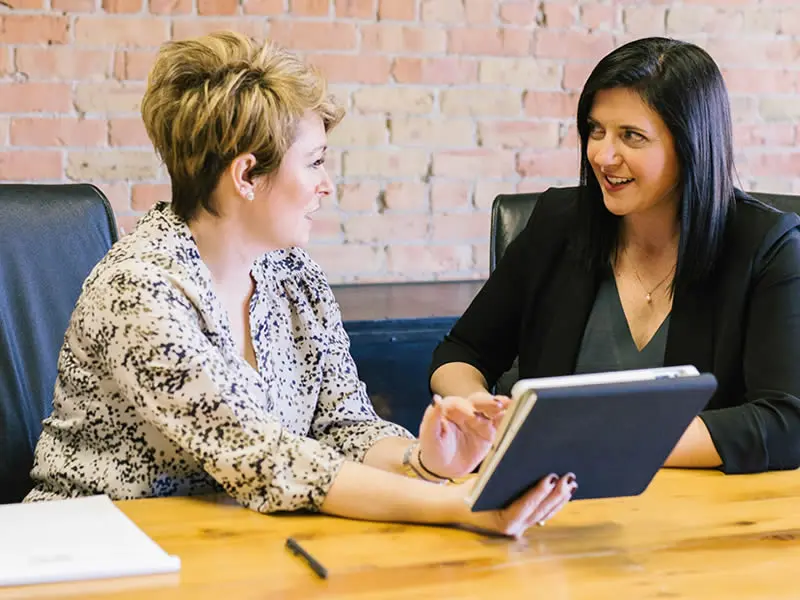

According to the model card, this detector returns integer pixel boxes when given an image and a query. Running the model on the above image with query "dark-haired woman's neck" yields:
[618,202,680,261]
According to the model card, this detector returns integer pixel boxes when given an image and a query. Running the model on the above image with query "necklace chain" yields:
[623,247,676,304]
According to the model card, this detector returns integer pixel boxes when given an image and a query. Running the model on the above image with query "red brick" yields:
[478,120,560,149]
[421,0,463,23]
[0,83,72,113]
[110,118,151,147]
[270,21,358,51]
[74,82,145,114]
[475,180,514,209]
[441,89,521,117]
[345,214,429,243]
[335,0,375,18]
[10,118,107,147]
[114,50,158,80]
[433,150,516,178]
[309,211,344,243]
[102,0,142,12]
[378,0,414,20]
[51,0,95,10]
[448,27,532,56]
[98,182,132,214]
[0,15,70,44]
[560,124,578,148]
[307,54,391,84]
[171,19,265,40]
[387,245,472,275]
[75,17,169,47]
[524,91,579,118]
[15,47,112,81]
[4,0,44,8]
[562,62,593,91]
[66,150,160,181]
[0,152,62,181]
[343,149,429,177]
[499,1,538,26]
[534,30,614,61]
[431,179,472,211]
[0,47,8,77]
[464,0,494,23]
[517,149,580,178]
[132,183,170,211]
[149,0,192,14]
[361,24,446,53]
[198,0,239,14]
[337,181,380,211]
[390,116,475,147]
[289,0,329,16]
[431,213,488,241]
[392,58,477,85]
[242,0,283,14]
[581,4,616,30]
[733,123,795,147]
[354,87,434,113]
[542,2,576,28]
[306,245,385,278]
[722,68,797,94]
[384,181,428,211]
[706,38,800,67]
[115,214,141,237]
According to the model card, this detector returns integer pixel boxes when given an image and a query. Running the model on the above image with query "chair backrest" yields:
[490,188,800,270]
[0,184,118,503]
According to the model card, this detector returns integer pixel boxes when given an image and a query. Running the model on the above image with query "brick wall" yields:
[1,0,799,283]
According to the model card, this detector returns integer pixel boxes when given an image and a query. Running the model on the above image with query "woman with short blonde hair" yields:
[25,32,574,537]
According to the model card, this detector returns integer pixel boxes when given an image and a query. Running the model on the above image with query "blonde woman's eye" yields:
[312,157,325,168]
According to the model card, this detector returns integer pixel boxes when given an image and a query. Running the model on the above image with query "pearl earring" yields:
[241,187,254,201]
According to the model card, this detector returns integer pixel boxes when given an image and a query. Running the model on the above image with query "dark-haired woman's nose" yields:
[592,139,621,169]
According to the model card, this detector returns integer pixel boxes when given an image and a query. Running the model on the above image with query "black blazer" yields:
[430,187,800,474]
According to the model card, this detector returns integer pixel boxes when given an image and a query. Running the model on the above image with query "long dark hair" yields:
[575,37,735,291]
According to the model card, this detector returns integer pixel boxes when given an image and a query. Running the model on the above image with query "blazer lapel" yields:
[664,281,715,371]
[533,257,600,377]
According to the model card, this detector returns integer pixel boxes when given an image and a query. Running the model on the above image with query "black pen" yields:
[286,537,328,580]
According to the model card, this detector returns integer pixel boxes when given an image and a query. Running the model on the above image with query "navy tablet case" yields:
[471,373,718,511]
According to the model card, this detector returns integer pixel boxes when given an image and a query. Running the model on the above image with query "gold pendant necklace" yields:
[625,248,676,304]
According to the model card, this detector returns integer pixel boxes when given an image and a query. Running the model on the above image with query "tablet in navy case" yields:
[470,373,718,512]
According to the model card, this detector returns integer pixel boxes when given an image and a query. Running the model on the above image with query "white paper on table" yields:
[0,495,180,587]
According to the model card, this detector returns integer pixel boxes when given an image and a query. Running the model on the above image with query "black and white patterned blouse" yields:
[25,202,412,512]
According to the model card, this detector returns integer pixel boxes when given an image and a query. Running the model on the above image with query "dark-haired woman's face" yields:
[586,87,680,219]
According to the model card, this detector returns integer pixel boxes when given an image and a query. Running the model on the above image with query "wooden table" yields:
[4,469,800,599]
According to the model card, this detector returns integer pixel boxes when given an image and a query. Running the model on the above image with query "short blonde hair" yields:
[141,31,344,222]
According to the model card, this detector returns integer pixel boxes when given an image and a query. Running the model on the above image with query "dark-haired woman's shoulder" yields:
[728,189,800,260]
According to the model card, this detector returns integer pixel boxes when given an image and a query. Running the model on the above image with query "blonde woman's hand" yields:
[417,391,511,480]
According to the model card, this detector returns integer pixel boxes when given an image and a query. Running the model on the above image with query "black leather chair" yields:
[489,188,800,393]
[0,184,118,503]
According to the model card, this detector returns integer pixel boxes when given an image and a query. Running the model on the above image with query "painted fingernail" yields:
[536,520,546,527]
[566,473,576,486]
[432,394,441,406]
[546,474,558,486]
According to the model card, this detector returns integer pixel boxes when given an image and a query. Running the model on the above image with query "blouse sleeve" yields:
[304,264,414,460]
[85,263,347,514]
[700,227,800,473]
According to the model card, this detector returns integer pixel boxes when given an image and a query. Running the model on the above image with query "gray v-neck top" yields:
[574,270,670,374]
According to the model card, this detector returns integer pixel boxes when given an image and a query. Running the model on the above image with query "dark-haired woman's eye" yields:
[623,130,646,144]
[588,124,604,140]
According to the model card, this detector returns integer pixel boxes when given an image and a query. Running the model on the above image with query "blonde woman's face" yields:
[251,112,332,250]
